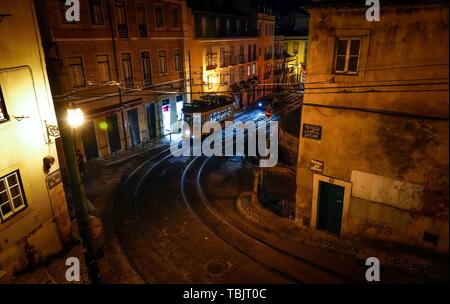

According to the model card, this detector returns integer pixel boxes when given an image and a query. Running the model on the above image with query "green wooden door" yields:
[317,181,344,235]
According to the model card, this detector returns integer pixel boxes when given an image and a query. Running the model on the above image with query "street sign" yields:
[309,160,324,173]
[302,124,322,140]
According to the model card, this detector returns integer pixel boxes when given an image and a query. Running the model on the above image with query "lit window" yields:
[206,48,217,70]
[68,57,86,88]
[0,86,8,123]
[293,42,299,54]
[158,50,168,74]
[0,170,27,222]
[96,55,111,83]
[121,53,134,88]
[335,38,360,74]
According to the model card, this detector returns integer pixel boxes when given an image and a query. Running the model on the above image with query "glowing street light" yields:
[67,108,84,128]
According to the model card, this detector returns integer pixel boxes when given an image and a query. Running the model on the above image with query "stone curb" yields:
[236,192,449,281]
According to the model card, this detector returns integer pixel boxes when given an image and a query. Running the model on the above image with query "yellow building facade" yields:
[185,4,276,108]
[0,0,71,277]
[283,35,307,84]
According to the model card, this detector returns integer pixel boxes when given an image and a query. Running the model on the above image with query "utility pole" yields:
[34,0,100,283]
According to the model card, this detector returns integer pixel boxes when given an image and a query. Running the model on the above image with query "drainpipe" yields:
[34,0,100,283]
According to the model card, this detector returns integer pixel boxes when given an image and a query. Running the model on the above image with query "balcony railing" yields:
[264,52,273,61]
[206,53,217,70]
[195,27,258,39]
[118,23,128,38]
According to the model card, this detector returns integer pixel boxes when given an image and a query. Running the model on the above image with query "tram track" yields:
[193,157,354,283]
[114,108,305,283]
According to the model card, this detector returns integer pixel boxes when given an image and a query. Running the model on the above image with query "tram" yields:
[182,95,235,139]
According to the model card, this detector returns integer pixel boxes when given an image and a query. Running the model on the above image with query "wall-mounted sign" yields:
[309,160,324,173]
[46,170,63,190]
[302,124,322,140]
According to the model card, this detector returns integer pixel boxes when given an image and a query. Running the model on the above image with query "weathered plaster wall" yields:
[0,0,70,275]
[296,106,448,253]
[295,3,448,254]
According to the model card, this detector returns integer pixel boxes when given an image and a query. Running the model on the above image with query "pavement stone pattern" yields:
[237,191,449,282]
[13,244,90,284]
[11,142,168,284]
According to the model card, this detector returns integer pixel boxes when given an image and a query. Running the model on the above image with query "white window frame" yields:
[0,170,27,222]
[158,49,168,74]
[96,54,111,83]
[310,174,352,236]
[334,38,361,74]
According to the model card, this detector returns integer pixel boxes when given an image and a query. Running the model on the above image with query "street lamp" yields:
[67,107,84,128]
